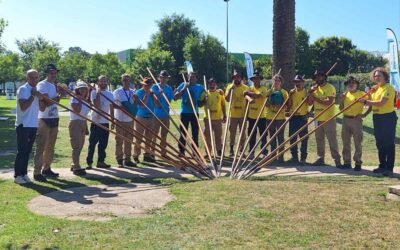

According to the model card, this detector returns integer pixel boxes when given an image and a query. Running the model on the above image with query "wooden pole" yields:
[203,75,218,163]
[218,83,234,172]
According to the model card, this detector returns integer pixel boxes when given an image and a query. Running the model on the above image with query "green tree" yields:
[30,47,61,79]
[349,49,386,73]
[253,56,273,80]
[295,27,313,77]
[130,48,176,85]
[0,52,24,83]
[183,33,226,82]
[0,18,8,54]
[58,52,88,83]
[84,53,126,87]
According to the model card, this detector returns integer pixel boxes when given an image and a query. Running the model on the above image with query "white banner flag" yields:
[244,52,254,86]
[386,28,400,92]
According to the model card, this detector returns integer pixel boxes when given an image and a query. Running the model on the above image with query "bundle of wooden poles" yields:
[35,65,370,180]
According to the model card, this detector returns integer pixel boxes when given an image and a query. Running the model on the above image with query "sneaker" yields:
[382,170,394,177]
[73,169,87,176]
[312,158,325,166]
[33,174,47,182]
[124,160,137,167]
[42,168,59,178]
[23,175,32,183]
[117,159,124,168]
[86,164,93,170]
[143,155,156,163]
[299,158,307,165]
[286,157,299,164]
[96,162,111,168]
[337,164,352,169]
[354,164,362,171]
[133,157,140,163]
[373,168,385,174]
[14,176,27,184]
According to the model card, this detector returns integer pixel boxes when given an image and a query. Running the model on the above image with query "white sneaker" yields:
[14,176,27,184]
[23,175,32,183]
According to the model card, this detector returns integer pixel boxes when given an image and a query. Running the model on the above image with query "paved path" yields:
[1,165,399,180]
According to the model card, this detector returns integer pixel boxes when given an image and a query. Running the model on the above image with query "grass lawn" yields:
[1,96,400,249]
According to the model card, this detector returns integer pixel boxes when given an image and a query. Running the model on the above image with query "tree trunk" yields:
[273,0,296,90]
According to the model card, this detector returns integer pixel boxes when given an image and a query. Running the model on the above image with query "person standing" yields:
[174,72,206,156]
[204,77,226,157]
[86,75,114,169]
[152,70,174,158]
[243,71,268,158]
[265,74,289,163]
[359,67,398,176]
[134,77,156,162]
[286,75,309,164]
[34,64,62,182]
[113,74,137,168]
[14,69,40,184]
[308,70,341,167]
[225,70,249,157]
[69,81,90,176]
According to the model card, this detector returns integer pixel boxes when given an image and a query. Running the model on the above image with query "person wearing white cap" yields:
[68,81,90,176]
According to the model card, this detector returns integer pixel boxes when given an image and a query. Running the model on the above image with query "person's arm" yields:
[361,97,389,107]
[174,83,187,100]
[225,85,233,101]
[313,96,335,106]
[338,92,346,111]
[362,106,372,118]
[71,99,82,113]
[221,93,227,123]
[93,89,101,107]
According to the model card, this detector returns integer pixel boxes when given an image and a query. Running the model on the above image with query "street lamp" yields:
[224,0,229,83]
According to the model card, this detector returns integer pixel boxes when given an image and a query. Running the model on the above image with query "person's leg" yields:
[352,118,363,166]
[190,114,199,147]
[123,121,134,161]
[247,118,256,154]
[86,123,99,166]
[204,118,212,151]
[276,120,286,161]
[314,121,326,162]
[42,125,58,171]
[229,118,239,150]
[14,125,28,177]
[238,117,247,149]
[298,116,309,161]
[267,120,277,158]
[325,119,341,166]
[213,120,223,152]
[258,118,267,154]
[341,118,352,165]
[69,120,81,170]
[373,114,386,169]
[134,119,146,157]
[179,114,190,154]
[289,117,299,159]
[97,124,109,163]
[114,121,124,162]
[33,120,48,175]
[143,118,154,156]
[160,118,170,156]
[383,112,398,171]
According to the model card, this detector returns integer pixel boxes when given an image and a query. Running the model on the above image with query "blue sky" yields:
[1,0,399,54]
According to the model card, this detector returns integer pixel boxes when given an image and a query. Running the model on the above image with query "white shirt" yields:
[90,90,113,124]
[37,80,59,119]
[15,83,39,127]
[69,97,90,121]
[113,87,135,122]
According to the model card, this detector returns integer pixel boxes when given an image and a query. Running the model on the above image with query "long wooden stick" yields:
[218,84,234,172]
[203,75,218,163]
[146,68,209,169]
[181,73,217,177]
[242,90,371,179]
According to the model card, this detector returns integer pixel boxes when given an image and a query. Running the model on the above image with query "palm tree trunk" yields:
[273,0,296,90]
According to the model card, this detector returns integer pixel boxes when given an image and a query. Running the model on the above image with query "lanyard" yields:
[123,89,132,102]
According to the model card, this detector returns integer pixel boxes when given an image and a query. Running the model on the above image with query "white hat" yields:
[74,81,87,90]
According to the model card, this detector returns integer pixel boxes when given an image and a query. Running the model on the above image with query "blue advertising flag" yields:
[244,52,254,86]
[386,28,400,92]
[184,61,194,74]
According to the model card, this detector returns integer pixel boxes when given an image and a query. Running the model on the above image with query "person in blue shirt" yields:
[174,71,206,155]
[151,70,174,157]
[133,77,156,163]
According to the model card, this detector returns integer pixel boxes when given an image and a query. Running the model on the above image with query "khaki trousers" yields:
[315,119,341,163]
[69,120,87,170]
[115,121,134,161]
[153,117,170,156]
[204,119,223,152]
[229,117,246,147]
[134,117,154,157]
[34,119,58,175]
[341,117,363,165]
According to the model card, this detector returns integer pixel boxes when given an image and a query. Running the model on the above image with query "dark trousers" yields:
[267,119,285,161]
[179,113,199,154]
[14,125,37,177]
[289,115,308,160]
[87,123,109,165]
[373,112,398,171]
[248,118,267,154]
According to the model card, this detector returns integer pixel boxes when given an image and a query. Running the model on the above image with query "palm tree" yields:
[273,0,295,90]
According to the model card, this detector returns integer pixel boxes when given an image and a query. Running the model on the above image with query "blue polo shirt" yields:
[151,83,174,119]
[176,82,205,114]
[136,89,155,118]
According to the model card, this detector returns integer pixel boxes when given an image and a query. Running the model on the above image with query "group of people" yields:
[13,63,398,184]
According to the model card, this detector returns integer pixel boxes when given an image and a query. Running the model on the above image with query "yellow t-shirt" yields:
[288,88,308,116]
[226,83,249,118]
[342,90,366,117]
[204,89,225,120]
[312,83,337,122]
[371,83,396,114]
[248,85,269,119]
[265,89,289,120]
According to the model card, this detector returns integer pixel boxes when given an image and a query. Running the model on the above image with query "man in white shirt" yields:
[86,75,114,169]
[113,74,137,168]
[33,64,62,182]
[14,69,40,184]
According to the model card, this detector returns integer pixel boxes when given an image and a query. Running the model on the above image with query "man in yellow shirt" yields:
[265,74,289,163]
[287,75,309,164]
[359,67,398,176]
[204,77,226,156]
[338,77,367,171]
[243,71,269,158]
[308,70,341,167]
[225,70,249,157]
